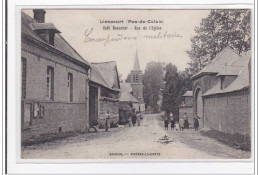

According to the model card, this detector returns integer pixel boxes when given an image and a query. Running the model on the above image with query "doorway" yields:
[195,88,203,128]
[89,85,98,127]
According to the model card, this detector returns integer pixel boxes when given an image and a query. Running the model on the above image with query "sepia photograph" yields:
[20,8,252,160]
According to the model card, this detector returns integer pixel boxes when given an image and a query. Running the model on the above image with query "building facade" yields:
[21,10,91,141]
[191,46,250,135]
[89,62,121,128]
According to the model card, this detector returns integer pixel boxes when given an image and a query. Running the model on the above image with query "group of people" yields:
[128,111,142,127]
[101,110,142,132]
[164,112,200,131]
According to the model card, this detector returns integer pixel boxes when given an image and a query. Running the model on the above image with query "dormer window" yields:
[220,75,237,90]
[29,23,61,46]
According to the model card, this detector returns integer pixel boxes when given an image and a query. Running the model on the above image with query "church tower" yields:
[131,50,144,103]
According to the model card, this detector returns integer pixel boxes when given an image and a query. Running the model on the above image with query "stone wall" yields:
[204,89,250,135]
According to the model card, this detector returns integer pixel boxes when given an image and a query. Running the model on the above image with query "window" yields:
[21,57,27,99]
[34,103,45,118]
[47,66,54,100]
[68,73,73,102]
[34,103,40,118]
[133,74,138,82]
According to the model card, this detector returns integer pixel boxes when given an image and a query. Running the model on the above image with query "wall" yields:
[184,96,193,106]
[204,89,250,135]
[192,74,219,126]
[21,41,89,141]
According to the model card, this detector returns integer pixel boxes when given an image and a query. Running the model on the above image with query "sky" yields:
[23,9,210,79]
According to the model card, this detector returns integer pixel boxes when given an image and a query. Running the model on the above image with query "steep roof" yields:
[22,12,89,66]
[91,61,120,90]
[89,64,111,89]
[203,55,250,96]
[133,50,141,71]
[119,92,140,103]
[192,46,242,79]
[183,91,193,97]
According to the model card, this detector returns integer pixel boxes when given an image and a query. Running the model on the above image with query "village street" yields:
[22,113,250,159]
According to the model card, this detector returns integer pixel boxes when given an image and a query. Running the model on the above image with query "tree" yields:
[162,64,193,118]
[125,73,131,83]
[142,62,164,112]
[187,9,251,74]
[118,74,123,83]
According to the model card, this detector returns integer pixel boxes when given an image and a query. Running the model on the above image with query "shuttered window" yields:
[21,57,27,99]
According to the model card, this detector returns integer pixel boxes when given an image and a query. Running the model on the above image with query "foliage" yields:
[187,9,251,74]
[142,62,164,112]
[125,73,131,83]
[161,64,192,117]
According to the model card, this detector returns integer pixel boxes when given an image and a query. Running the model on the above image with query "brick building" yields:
[89,62,121,128]
[178,91,193,127]
[21,10,91,141]
[191,46,250,135]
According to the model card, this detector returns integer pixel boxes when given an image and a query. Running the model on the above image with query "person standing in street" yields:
[105,111,110,132]
[132,111,137,126]
[194,116,200,131]
[170,117,175,130]
[179,118,185,131]
[136,111,141,126]
[184,113,189,130]
[164,117,169,130]
[128,116,132,127]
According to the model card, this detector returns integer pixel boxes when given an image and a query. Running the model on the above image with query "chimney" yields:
[33,9,46,23]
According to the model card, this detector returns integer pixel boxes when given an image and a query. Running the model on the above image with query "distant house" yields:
[119,83,140,108]
[89,61,121,128]
[118,83,139,123]
[178,91,193,127]
[191,46,250,135]
[21,10,91,141]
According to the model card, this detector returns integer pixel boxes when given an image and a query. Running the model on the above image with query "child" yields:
[164,118,169,130]
[128,116,131,127]
[105,111,110,132]
[179,118,185,131]
[136,111,141,126]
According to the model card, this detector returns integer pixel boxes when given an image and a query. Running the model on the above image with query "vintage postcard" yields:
[20,8,252,160]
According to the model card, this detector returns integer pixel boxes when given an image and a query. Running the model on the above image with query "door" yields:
[23,103,32,129]
[196,89,203,128]
[89,85,98,127]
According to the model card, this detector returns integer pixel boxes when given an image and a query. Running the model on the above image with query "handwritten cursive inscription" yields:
[84,28,182,46]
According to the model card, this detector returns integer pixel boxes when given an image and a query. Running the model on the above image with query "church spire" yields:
[133,49,141,71]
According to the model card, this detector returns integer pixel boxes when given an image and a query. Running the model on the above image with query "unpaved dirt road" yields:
[22,113,250,159]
